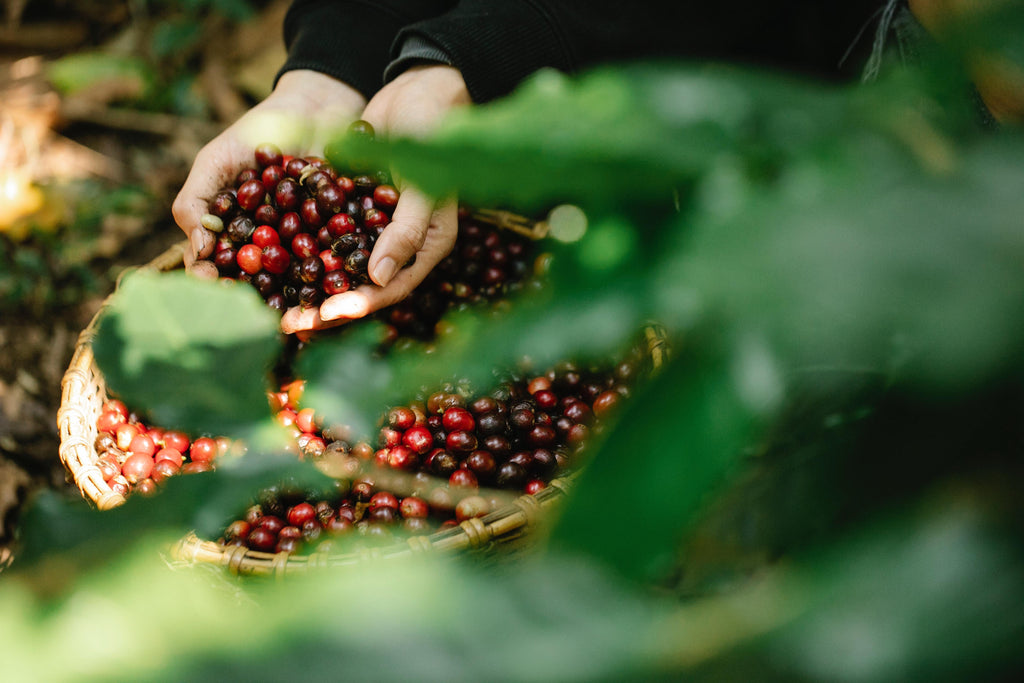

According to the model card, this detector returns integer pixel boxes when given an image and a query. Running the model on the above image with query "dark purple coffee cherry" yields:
[344,248,370,278]
[254,142,284,168]
[210,191,239,218]
[298,256,325,284]
[496,461,527,488]
[316,183,345,215]
[226,215,256,243]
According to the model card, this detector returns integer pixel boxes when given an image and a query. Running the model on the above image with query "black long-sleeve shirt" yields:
[279,1,887,102]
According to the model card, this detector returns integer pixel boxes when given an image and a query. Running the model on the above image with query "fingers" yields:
[315,198,458,325]
[173,142,248,266]
[280,199,458,335]
[281,305,332,336]
[367,186,435,287]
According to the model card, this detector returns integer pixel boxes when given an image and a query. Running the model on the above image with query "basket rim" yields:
[171,474,576,577]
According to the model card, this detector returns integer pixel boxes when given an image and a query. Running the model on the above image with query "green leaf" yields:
[46,52,154,100]
[298,284,650,442]
[665,134,1024,390]
[327,63,948,213]
[550,335,769,582]
[91,270,282,437]
[1,545,661,683]
[152,18,202,59]
[13,455,331,570]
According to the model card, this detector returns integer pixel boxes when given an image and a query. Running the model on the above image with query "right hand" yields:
[280,64,471,335]
[172,70,367,271]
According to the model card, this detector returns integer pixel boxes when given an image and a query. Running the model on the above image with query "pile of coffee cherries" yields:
[94,345,646,553]
[93,399,230,497]
[219,353,641,556]
[195,126,538,342]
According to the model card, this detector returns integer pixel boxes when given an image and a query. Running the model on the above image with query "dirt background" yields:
[0,0,289,566]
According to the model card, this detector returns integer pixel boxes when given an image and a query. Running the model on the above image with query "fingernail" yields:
[372,256,397,287]
[191,227,214,258]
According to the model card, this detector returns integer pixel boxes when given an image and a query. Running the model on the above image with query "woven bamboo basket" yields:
[57,212,668,576]
[173,474,576,578]
[58,241,189,510]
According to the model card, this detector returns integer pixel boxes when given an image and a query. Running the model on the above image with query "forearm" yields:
[389,0,885,102]
[278,0,456,99]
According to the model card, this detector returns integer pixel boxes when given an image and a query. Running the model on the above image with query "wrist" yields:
[274,70,368,113]
[392,64,471,106]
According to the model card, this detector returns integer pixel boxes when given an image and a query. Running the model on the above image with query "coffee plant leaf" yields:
[550,336,767,582]
[328,62,956,214]
[92,270,282,438]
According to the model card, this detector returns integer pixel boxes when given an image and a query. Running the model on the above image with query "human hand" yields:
[280,64,471,335]
[173,70,366,273]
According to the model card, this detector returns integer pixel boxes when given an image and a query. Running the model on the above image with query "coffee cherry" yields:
[446,430,478,453]
[291,233,318,260]
[237,244,263,274]
[151,459,180,483]
[287,502,317,527]
[115,423,140,451]
[261,244,291,275]
[373,184,399,209]
[247,526,277,552]
[121,453,154,484]
[210,191,238,218]
[298,256,325,285]
[592,390,621,418]
[427,449,459,477]
[348,119,375,138]
[455,495,490,522]
[128,432,157,457]
[524,479,547,495]
[343,248,370,278]
[316,183,345,215]
[449,468,478,491]
[255,142,284,168]
[388,406,416,431]
[252,225,280,248]
[190,437,218,464]
[402,426,434,455]
[261,165,285,192]
[284,157,308,179]
[442,406,475,433]
[254,203,280,227]
[226,215,256,243]
[465,450,496,481]
[496,461,527,488]
[236,179,266,212]
[387,445,419,470]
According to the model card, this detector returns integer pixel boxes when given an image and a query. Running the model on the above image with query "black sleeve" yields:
[391,1,887,102]
[277,0,457,99]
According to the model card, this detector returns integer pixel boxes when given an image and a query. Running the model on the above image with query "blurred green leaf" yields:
[6,492,1022,682]
[182,0,254,22]
[12,444,333,575]
[152,18,202,59]
[940,1,1024,72]
[327,63,967,213]
[550,334,770,582]
[46,52,154,100]
[665,133,1024,390]
[298,281,649,441]
[92,271,282,437]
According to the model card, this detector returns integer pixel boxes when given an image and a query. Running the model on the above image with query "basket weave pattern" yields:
[174,477,573,577]
[58,242,189,510]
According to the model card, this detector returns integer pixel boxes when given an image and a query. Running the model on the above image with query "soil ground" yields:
[0,0,286,567]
